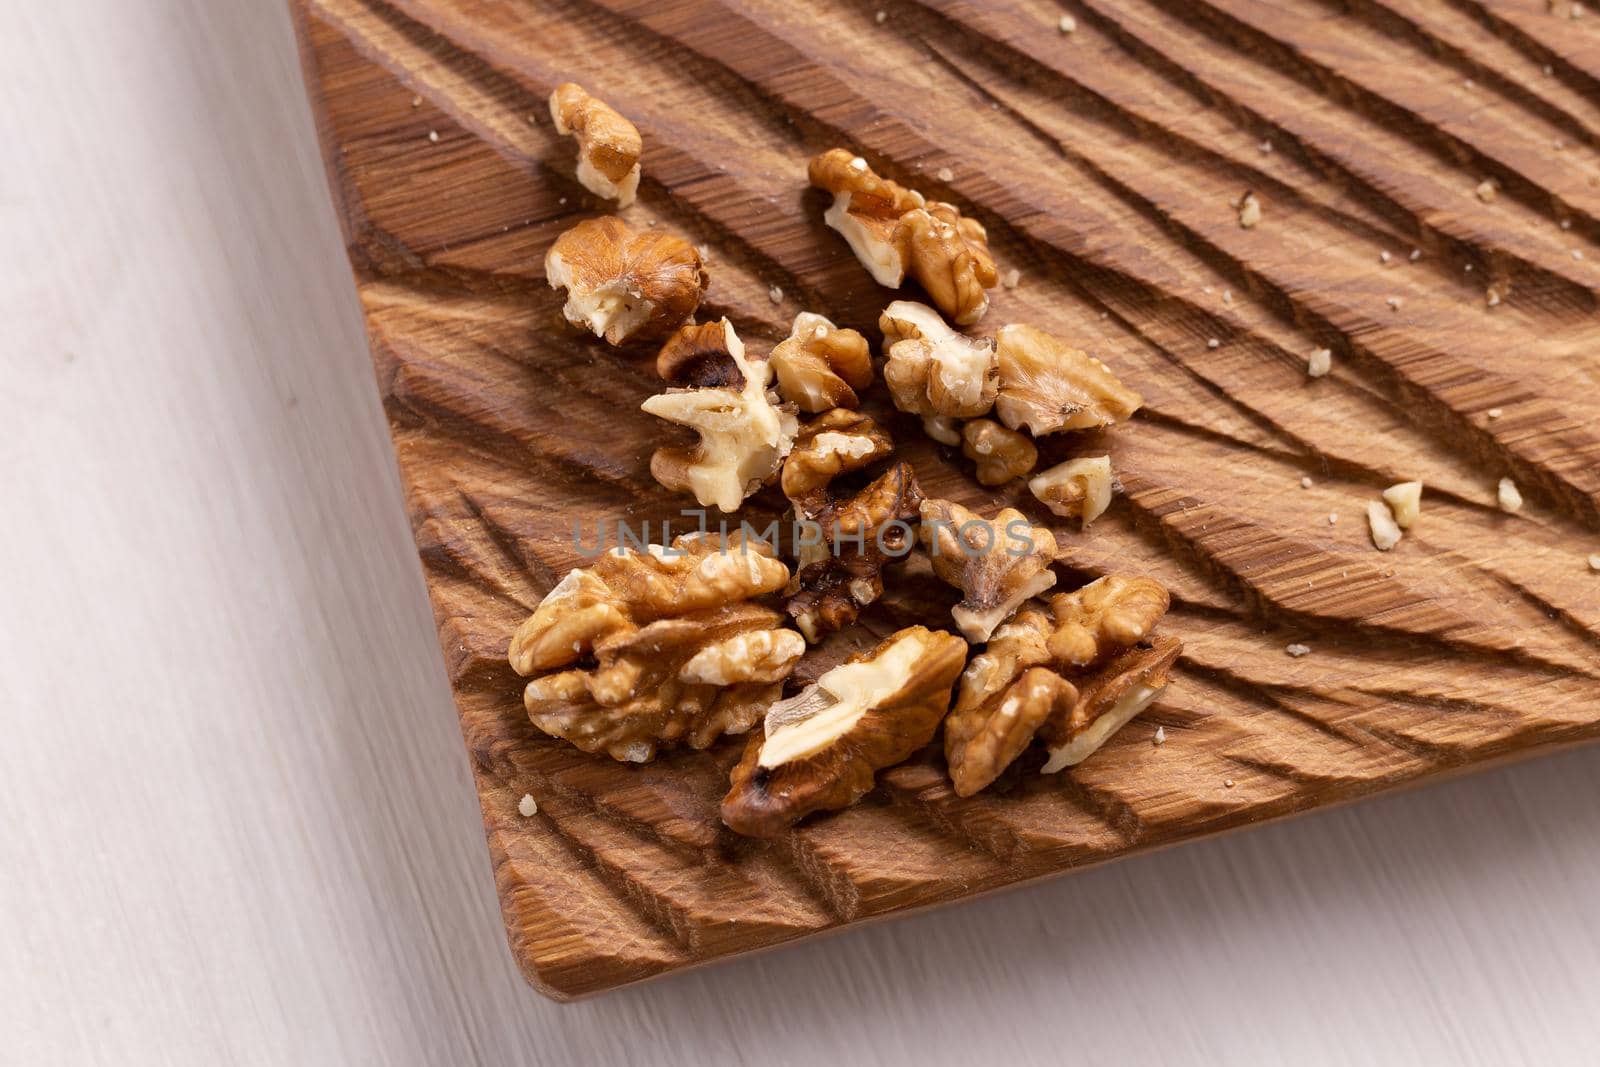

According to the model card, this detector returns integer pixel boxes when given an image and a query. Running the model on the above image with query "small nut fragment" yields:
[1029,456,1114,529]
[809,150,998,324]
[1367,499,1402,550]
[1382,481,1423,529]
[780,408,894,507]
[922,414,962,446]
[1045,575,1170,667]
[510,532,800,761]
[1497,477,1523,513]
[961,419,1037,486]
[769,312,874,412]
[789,462,924,641]
[642,319,798,512]
[1475,178,1498,203]
[549,83,642,206]
[721,626,967,837]
[1237,190,1262,228]
[880,300,998,420]
[994,324,1142,436]
[1038,635,1181,772]
[920,498,1059,642]
[545,217,707,344]
[1307,348,1332,378]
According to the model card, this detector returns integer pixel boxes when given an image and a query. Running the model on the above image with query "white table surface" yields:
[5,3,1600,1064]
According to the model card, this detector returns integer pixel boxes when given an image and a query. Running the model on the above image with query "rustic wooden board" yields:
[289,0,1600,999]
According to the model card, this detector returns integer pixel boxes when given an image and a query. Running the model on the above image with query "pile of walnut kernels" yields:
[511,84,1182,839]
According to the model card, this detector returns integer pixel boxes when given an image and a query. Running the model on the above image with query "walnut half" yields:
[769,312,875,413]
[809,150,998,325]
[994,324,1142,436]
[880,300,998,421]
[545,217,707,344]
[549,83,642,207]
[642,319,798,512]
[721,626,967,837]
[920,498,1059,643]
[510,532,801,762]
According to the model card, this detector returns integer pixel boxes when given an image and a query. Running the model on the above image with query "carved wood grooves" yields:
[290,0,1600,998]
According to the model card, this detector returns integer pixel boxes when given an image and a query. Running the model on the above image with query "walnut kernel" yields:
[549,83,642,206]
[1045,575,1170,667]
[1028,455,1114,529]
[961,419,1037,486]
[781,408,894,507]
[994,324,1142,435]
[920,498,1059,642]
[880,300,998,420]
[769,312,874,412]
[545,217,707,344]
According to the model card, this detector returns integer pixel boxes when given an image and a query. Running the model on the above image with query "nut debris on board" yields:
[545,216,707,344]
[920,498,1059,643]
[510,532,801,762]
[809,149,999,324]
[642,319,798,512]
[721,626,967,837]
[548,83,642,207]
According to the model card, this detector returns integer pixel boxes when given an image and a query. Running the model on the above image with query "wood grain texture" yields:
[289,0,1600,999]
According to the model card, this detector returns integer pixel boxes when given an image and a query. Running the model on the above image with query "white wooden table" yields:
[4,3,1600,1063]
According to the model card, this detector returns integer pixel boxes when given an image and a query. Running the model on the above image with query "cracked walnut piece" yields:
[880,300,998,422]
[509,532,801,762]
[655,320,745,387]
[642,319,799,513]
[994,324,1142,436]
[545,217,708,344]
[920,498,1059,643]
[961,419,1037,486]
[781,408,894,508]
[789,461,923,642]
[1029,455,1114,529]
[721,626,967,837]
[549,83,642,207]
[944,575,1177,793]
[809,150,998,325]
[769,312,875,412]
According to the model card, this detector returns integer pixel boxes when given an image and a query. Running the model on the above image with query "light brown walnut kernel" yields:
[879,301,998,421]
[1029,455,1114,529]
[780,408,894,507]
[944,608,1075,796]
[1045,574,1171,667]
[642,319,798,513]
[919,498,1059,643]
[769,312,875,412]
[961,419,1038,486]
[545,217,708,344]
[509,532,800,761]
[549,83,642,206]
[655,320,744,387]
[721,625,967,837]
[809,150,998,325]
[1038,635,1181,772]
[994,324,1142,435]
[788,461,923,642]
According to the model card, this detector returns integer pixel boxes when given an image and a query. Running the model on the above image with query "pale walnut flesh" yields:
[769,312,875,412]
[961,418,1037,486]
[1029,455,1114,529]
[1039,635,1181,772]
[642,319,798,513]
[549,83,642,207]
[721,626,967,838]
[919,498,1059,643]
[879,301,998,421]
[809,150,998,325]
[509,532,799,761]
[545,217,707,344]
[788,461,923,642]
[994,323,1142,436]
[780,408,894,508]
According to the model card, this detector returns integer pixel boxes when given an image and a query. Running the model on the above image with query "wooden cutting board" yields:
[290,0,1600,999]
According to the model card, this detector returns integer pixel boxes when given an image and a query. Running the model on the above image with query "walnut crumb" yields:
[427,130,440,143]
[1498,477,1523,513]
[1328,512,1338,525]
[1285,643,1310,657]
[1259,139,1273,154]
[1409,248,1422,261]
[1367,500,1402,551]
[410,95,422,108]
[875,9,887,23]
[768,285,784,304]
[1486,287,1502,308]
[1058,14,1076,32]
[518,794,538,817]
[1474,179,1498,203]
[1300,476,1313,489]
[1573,250,1586,261]
[1560,219,1571,230]
[1383,481,1423,529]
[1386,296,1402,311]
[1588,553,1600,571]
[1237,191,1262,229]
[936,166,955,182]
[1379,250,1392,264]
[1487,407,1503,419]
[1207,337,1220,349]
[1307,347,1332,377]
[1001,267,1021,289]
[1224,779,1236,789]
[1222,288,1234,306]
